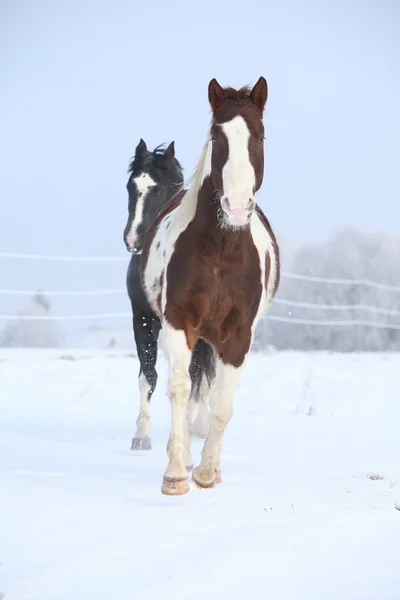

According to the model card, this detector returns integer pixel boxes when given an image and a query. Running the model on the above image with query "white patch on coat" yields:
[249,211,278,327]
[126,172,156,251]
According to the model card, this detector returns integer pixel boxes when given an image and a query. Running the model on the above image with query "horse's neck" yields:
[192,176,219,229]
[188,176,258,253]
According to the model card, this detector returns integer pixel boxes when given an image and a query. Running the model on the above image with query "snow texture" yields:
[1,349,399,599]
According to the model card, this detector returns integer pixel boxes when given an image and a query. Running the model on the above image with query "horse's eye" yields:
[211,138,217,145]
[259,136,265,144]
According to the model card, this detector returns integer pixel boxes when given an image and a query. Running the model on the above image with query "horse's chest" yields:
[188,237,264,316]
[206,261,260,300]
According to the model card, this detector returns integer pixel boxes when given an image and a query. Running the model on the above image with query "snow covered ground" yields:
[1,349,399,600]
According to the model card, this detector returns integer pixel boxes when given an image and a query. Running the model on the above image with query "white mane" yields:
[178,125,212,215]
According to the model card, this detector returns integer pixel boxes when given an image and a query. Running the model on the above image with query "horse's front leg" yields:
[131,312,161,450]
[193,359,243,488]
[162,322,193,496]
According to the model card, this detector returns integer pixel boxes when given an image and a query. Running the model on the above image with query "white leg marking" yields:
[183,404,193,470]
[208,377,217,409]
[126,173,156,250]
[187,392,200,427]
[162,323,192,493]
[131,373,152,450]
[193,361,243,487]
[188,374,212,439]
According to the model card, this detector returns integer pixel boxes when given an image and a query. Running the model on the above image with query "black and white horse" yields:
[124,139,213,453]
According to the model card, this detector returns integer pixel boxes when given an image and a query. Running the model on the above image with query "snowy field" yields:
[1,349,399,600]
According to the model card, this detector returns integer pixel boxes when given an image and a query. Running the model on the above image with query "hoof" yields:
[161,476,190,496]
[192,466,216,489]
[131,436,151,451]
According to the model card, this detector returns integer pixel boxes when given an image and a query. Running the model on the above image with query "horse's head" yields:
[208,77,268,229]
[124,139,183,253]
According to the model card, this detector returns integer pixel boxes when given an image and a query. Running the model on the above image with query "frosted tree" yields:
[253,227,400,351]
[0,291,61,347]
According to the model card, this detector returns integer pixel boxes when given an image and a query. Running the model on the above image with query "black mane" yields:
[128,145,183,181]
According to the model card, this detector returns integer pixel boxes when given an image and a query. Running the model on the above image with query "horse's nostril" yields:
[125,239,134,253]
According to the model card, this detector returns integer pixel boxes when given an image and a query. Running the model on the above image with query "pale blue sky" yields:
[1,0,399,339]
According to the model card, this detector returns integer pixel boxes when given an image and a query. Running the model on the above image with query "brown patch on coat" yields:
[209,77,267,114]
[164,177,263,367]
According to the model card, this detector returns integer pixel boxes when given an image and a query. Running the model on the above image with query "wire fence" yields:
[1,251,400,330]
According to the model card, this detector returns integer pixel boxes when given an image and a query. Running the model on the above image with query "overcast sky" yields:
[1,0,399,340]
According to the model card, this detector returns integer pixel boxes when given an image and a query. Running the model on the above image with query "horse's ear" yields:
[250,77,268,110]
[208,78,224,111]
[135,138,147,155]
[164,141,175,160]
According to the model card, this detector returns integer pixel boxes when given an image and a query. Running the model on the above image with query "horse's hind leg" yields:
[188,374,212,439]
[187,339,214,438]
[131,311,161,451]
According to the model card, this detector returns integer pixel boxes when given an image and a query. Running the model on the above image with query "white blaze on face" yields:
[126,172,156,251]
[221,116,255,228]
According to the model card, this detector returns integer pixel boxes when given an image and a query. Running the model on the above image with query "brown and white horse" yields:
[140,77,280,495]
